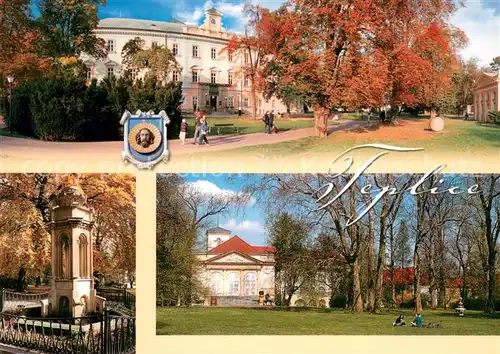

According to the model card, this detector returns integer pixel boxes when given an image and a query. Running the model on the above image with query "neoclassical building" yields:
[473,70,500,121]
[195,227,275,306]
[82,8,297,116]
[195,227,331,307]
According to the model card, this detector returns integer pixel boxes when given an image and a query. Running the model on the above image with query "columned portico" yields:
[473,71,500,121]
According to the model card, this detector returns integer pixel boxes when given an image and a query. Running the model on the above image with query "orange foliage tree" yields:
[0,174,136,288]
[258,0,465,136]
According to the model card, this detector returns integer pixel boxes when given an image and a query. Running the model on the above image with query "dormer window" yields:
[215,238,222,246]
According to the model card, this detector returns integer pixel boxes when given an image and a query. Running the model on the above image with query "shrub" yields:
[330,294,347,308]
[452,298,500,311]
[488,110,500,124]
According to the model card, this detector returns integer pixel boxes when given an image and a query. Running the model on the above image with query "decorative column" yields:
[45,186,98,318]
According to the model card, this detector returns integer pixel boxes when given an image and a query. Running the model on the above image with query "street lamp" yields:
[6,75,14,133]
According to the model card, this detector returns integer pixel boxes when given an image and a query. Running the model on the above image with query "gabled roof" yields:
[203,250,264,264]
[206,8,223,16]
[208,235,275,255]
[207,226,231,234]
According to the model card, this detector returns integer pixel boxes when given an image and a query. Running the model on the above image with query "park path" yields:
[0,120,366,164]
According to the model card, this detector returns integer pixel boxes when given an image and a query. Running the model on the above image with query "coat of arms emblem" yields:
[120,110,170,169]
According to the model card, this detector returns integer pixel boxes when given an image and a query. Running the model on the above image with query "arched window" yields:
[79,234,88,278]
[210,273,223,295]
[244,273,257,295]
[228,273,240,296]
[59,234,71,278]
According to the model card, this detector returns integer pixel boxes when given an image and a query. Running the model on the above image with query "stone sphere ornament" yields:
[429,116,445,132]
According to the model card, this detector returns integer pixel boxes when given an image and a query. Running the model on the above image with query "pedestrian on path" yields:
[198,117,210,146]
[179,119,188,145]
[193,112,202,144]
[263,111,270,133]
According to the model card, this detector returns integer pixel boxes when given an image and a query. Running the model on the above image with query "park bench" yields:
[213,123,240,135]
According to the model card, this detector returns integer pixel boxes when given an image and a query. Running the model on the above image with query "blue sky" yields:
[183,173,269,246]
[96,0,500,65]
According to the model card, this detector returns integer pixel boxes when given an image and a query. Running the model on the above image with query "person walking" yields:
[198,117,210,146]
[268,111,274,134]
[263,111,270,133]
[179,119,188,145]
[193,113,202,144]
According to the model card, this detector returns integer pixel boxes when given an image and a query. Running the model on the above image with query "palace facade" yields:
[195,227,331,307]
[82,8,299,116]
[473,70,500,121]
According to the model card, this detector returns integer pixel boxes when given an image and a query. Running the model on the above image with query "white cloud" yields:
[220,218,265,234]
[450,0,500,66]
[185,180,256,206]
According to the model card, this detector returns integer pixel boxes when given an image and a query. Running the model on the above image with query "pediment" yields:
[475,73,499,90]
[205,251,262,264]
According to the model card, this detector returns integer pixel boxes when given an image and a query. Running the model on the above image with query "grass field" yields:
[194,117,500,158]
[156,307,500,335]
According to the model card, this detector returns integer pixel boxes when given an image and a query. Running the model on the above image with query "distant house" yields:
[473,70,500,121]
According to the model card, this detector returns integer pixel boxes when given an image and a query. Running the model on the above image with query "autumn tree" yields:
[0,173,136,287]
[34,0,107,63]
[452,58,481,115]
[121,37,145,68]
[128,44,179,83]
[223,3,268,119]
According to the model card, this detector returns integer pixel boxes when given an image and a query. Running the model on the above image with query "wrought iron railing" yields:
[0,310,135,354]
[97,289,136,311]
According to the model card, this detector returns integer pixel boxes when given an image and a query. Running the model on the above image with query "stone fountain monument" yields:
[40,186,105,317]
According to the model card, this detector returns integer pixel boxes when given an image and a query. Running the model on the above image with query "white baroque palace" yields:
[82,8,298,116]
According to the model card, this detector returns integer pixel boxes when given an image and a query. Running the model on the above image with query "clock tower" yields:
[203,8,223,32]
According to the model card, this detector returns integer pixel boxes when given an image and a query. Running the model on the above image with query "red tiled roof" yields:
[208,235,275,255]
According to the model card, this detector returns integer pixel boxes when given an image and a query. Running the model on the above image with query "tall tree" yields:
[129,45,179,83]
[34,0,107,61]
[452,57,480,115]
[471,175,500,313]
[269,213,311,306]
[224,3,268,119]
[489,56,500,70]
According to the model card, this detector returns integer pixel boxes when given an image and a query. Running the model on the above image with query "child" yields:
[411,313,423,327]
[179,119,188,145]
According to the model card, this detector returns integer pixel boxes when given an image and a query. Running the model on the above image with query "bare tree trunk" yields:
[430,234,438,310]
[251,76,257,120]
[366,206,375,311]
[390,226,396,307]
[414,250,423,314]
[313,104,329,137]
[373,220,387,312]
[352,259,363,312]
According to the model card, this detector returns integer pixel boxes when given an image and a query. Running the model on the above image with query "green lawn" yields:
[181,116,318,137]
[156,307,500,335]
[194,117,500,158]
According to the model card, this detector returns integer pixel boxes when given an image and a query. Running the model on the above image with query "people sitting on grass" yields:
[393,314,406,326]
[411,313,423,327]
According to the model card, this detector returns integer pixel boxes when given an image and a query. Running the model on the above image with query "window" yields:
[79,234,88,278]
[130,68,138,81]
[210,273,223,295]
[244,52,249,64]
[192,71,198,83]
[228,96,234,108]
[86,67,92,80]
[172,43,179,56]
[192,45,199,57]
[228,51,233,62]
[211,48,217,60]
[211,71,216,84]
[244,98,249,107]
[228,273,240,296]
[228,72,233,85]
[244,76,250,87]
[173,71,180,82]
[152,41,158,48]
[107,67,114,78]
[107,39,115,52]
[244,273,257,295]
[192,96,198,109]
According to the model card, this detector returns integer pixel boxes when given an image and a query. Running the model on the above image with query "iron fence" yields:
[0,310,135,354]
[97,289,136,311]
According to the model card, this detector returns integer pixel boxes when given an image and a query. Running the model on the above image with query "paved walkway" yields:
[0,120,364,164]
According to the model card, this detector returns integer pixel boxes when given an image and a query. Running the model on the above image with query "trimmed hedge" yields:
[1,74,183,141]
[450,298,500,311]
